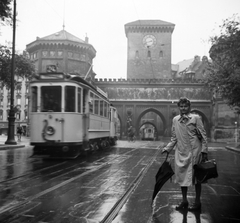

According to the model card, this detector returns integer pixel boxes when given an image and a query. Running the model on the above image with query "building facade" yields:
[0,77,29,135]
[1,20,238,142]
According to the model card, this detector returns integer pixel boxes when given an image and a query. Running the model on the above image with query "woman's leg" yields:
[195,183,201,204]
[176,187,188,210]
[188,183,202,210]
[181,186,188,202]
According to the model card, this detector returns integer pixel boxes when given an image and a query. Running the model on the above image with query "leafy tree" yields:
[206,15,240,108]
[0,45,36,88]
[0,0,13,26]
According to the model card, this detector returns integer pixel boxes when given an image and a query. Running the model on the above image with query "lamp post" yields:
[234,121,238,143]
[5,0,17,145]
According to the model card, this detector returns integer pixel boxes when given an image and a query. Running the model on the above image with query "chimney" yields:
[85,36,89,43]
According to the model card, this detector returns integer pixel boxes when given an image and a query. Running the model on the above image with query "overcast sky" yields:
[0,0,239,79]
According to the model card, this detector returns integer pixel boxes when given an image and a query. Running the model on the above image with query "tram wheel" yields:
[105,140,110,149]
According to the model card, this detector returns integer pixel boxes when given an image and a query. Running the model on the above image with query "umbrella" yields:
[152,152,174,201]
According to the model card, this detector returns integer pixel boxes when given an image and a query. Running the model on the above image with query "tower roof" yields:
[26,29,96,56]
[125,20,175,35]
[40,30,85,43]
[125,20,175,27]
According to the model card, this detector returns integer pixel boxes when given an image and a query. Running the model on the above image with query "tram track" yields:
[0,148,139,218]
[100,145,162,223]
[0,148,134,185]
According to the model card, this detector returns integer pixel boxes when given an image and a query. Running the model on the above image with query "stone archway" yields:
[136,107,167,138]
[191,109,210,137]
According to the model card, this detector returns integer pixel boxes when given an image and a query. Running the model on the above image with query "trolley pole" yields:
[5,0,17,145]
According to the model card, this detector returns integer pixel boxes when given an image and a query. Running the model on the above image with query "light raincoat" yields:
[164,113,208,186]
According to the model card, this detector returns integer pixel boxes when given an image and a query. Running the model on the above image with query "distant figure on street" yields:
[162,97,208,211]
[17,126,23,141]
[128,126,136,142]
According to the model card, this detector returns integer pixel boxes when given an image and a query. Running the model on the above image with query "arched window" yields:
[159,50,163,58]
[24,109,28,120]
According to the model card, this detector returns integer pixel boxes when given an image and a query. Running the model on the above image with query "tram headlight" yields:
[46,126,55,135]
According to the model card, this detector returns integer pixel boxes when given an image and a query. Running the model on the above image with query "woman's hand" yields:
[201,152,208,162]
[161,148,169,154]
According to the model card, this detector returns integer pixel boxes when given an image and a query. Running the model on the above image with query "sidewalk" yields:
[0,136,239,153]
[225,142,240,153]
[0,134,30,150]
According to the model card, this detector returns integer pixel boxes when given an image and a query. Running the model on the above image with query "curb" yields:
[225,146,240,153]
[0,145,25,150]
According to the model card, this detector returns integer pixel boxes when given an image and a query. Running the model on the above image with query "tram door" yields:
[82,88,89,142]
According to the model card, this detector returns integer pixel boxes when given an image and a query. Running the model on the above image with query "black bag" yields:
[194,159,218,183]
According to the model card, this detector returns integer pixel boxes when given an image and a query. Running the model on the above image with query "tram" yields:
[29,70,118,158]
[142,126,155,141]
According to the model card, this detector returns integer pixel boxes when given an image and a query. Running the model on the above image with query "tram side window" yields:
[41,86,61,112]
[31,86,38,112]
[65,86,76,112]
[89,92,94,114]
[78,88,82,113]
[100,100,103,116]
[94,95,99,115]
[104,101,108,117]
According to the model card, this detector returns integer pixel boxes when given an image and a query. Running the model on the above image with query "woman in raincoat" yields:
[162,97,208,211]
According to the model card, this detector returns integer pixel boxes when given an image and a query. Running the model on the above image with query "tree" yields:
[0,0,13,26]
[206,15,240,108]
[0,45,36,88]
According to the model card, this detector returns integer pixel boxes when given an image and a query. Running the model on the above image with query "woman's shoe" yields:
[176,201,189,210]
[188,202,201,211]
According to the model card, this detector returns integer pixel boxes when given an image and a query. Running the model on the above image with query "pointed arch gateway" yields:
[136,107,167,139]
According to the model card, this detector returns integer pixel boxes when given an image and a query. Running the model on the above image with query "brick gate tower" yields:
[125,20,175,79]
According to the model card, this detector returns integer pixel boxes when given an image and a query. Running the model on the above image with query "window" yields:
[89,92,94,114]
[31,87,38,112]
[78,88,82,113]
[159,50,163,58]
[100,100,103,116]
[16,111,21,120]
[25,97,28,105]
[6,109,9,120]
[104,101,108,117]
[24,109,28,120]
[41,86,61,112]
[65,86,75,112]
[7,97,10,106]
[94,95,99,115]
[0,110,3,120]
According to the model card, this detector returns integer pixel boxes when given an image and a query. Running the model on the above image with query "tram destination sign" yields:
[39,73,65,80]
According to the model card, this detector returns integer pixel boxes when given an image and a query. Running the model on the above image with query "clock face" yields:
[143,35,157,48]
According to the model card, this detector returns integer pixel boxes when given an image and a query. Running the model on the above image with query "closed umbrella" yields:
[152,152,174,201]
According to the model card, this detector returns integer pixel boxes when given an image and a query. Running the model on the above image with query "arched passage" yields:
[191,109,211,137]
[139,121,158,140]
[136,108,167,139]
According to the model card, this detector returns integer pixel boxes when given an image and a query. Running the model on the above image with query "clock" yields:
[143,34,157,48]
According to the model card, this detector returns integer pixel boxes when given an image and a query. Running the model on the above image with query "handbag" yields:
[194,159,218,183]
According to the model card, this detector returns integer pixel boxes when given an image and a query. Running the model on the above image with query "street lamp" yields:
[235,121,238,143]
[5,0,17,145]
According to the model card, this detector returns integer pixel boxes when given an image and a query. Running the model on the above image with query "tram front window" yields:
[41,86,61,112]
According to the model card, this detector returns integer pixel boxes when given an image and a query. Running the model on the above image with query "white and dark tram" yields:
[30,72,118,158]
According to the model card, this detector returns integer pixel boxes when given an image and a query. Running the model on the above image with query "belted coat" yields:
[164,113,208,186]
